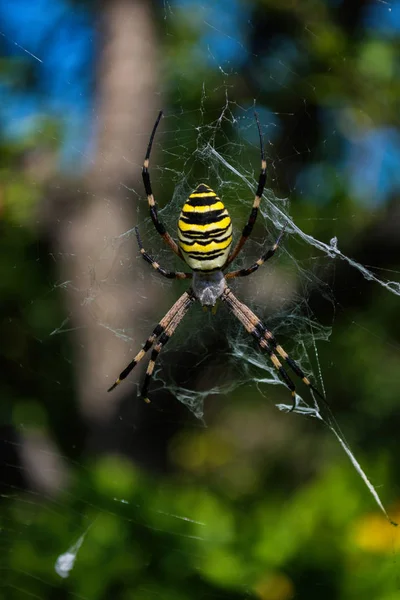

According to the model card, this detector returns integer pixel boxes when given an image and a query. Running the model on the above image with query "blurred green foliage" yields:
[1,0,400,599]
[2,452,399,599]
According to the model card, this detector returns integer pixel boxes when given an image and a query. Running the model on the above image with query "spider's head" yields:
[192,271,226,306]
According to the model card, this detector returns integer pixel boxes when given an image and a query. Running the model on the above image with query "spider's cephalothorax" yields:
[192,270,225,307]
[107,111,325,408]
[178,183,232,271]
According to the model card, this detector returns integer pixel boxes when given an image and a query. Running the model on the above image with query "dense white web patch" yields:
[55,528,89,579]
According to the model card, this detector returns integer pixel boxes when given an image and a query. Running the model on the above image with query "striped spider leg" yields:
[142,110,184,261]
[225,225,286,279]
[220,287,325,410]
[224,112,267,268]
[107,290,195,396]
[221,287,325,410]
[135,226,192,281]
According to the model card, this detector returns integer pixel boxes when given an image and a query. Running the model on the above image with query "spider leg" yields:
[256,321,325,403]
[224,112,267,268]
[140,291,194,403]
[225,225,286,279]
[221,287,325,407]
[142,111,184,261]
[135,227,192,280]
[107,290,194,392]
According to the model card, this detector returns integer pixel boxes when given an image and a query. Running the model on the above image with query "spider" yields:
[107,111,324,408]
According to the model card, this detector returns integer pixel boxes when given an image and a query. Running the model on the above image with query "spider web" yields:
[116,103,328,411]
[103,97,397,523]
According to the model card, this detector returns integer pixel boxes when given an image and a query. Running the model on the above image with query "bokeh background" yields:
[1,0,400,598]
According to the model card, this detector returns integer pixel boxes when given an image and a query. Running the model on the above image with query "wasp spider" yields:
[108,111,324,407]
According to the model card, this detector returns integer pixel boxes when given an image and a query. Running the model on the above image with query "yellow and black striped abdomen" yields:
[178,184,232,271]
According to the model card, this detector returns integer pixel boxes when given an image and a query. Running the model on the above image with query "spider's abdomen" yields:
[178,184,232,271]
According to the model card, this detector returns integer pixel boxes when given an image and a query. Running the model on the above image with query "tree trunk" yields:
[55,0,161,437]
